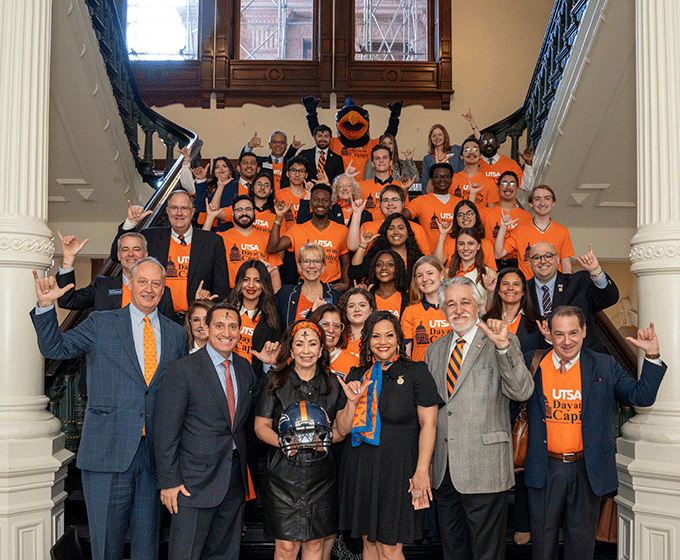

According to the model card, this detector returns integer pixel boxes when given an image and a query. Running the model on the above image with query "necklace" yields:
[533,218,551,233]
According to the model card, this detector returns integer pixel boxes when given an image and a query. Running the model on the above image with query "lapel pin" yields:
[558,284,563,292]
[397,376,404,385]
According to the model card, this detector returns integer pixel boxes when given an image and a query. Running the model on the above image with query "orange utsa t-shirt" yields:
[359,177,403,221]
[276,188,306,225]
[217,228,283,288]
[234,312,261,364]
[287,221,349,283]
[361,219,430,255]
[375,291,404,319]
[480,206,532,245]
[440,236,497,271]
[330,348,360,380]
[165,239,191,312]
[450,170,500,208]
[502,221,575,280]
[478,155,524,186]
[401,301,451,362]
[540,352,583,454]
[406,193,464,251]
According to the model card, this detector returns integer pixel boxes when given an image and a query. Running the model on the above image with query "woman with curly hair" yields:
[297,173,372,227]
[254,320,368,560]
[184,156,239,231]
[339,311,442,559]
[183,299,215,353]
[227,259,281,378]
[400,255,451,362]
[349,213,423,284]
[365,250,409,319]
[338,287,377,359]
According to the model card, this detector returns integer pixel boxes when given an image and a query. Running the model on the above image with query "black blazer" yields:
[56,270,175,320]
[275,282,342,328]
[110,225,230,302]
[527,270,619,353]
[251,318,281,379]
[298,147,345,183]
[154,348,260,508]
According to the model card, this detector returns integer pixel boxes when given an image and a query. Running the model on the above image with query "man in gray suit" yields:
[425,276,534,560]
[31,258,188,560]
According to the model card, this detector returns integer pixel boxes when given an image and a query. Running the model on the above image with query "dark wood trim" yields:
[133,0,452,109]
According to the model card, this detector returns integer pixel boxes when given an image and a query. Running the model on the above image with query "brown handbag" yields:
[512,349,543,468]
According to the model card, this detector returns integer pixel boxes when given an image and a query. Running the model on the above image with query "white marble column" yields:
[0,0,73,558]
[618,1,680,559]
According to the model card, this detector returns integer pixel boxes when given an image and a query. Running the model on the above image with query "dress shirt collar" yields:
[481,154,501,165]
[272,156,284,164]
[129,302,159,326]
[289,367,323,390]
[372,175,394,186]
[550,349,580,372]
[206,342,232,370]
[534,273,558,294]
[122,273,130,287]
[171,226,193,245]
[421,298,440,311]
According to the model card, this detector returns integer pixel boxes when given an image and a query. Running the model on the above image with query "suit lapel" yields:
[451,328,486,398]
[432,332,454,399]
[579,350,594,414]
[114,307,145,383]
[231,356,250,429]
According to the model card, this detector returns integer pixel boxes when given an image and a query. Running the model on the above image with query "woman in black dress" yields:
[254,320,368,560]
[339,311,442,560]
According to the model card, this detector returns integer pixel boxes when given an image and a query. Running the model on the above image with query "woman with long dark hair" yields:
[365,250,410,319]
[183,299,215,352]
[349,213,423,283]
[227,259,281,378]
[338,287,376,359]
[187,156,239,231]
[254,320,368,560]
[339,311,442,559]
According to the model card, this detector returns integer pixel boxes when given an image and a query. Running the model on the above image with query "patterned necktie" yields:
[317,150,326,176]
[178,234,187,246]
[446,338,466,398]
[541,285,552,317]
[143,316,157,386]
[559,359,569,374]
[223,359,236,425]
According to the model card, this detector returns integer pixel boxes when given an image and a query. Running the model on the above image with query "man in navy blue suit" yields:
[155,302,260,559]
[524,305,666,560]
[31,257,188,560]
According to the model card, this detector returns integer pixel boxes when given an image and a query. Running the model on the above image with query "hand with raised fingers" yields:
[345,161,359,178]
[478,318,510,349]
[33,270,74,308]
[291,135,305,150]
[251,341,281,365]
[436,218,453,236]
[194,280,219,301]
[247,132,262,149]
[402,148,415,160]
[519,145,535,166]
[626,322,660,357]
[351,198,367,215]
[58,230,89,267]
[127,200,153,226]
[274,200,292,219]
[360,230,379,247]
[191,163,209,181]
[575,243,601,274]
[338,375,372,405]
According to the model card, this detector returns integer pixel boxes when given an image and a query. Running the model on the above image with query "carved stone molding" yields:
[0,234,54,267]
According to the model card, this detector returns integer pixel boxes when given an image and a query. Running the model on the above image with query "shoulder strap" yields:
[529,348,544,378]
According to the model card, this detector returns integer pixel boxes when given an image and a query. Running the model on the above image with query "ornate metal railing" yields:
[484,0,589,161]
[45,0,198,451]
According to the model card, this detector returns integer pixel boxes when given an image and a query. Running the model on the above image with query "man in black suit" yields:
[111,190,230,323]
[527,241,619,352]
[155,302,260,560]
[298,125,345,183]
[56,230,175,318]
[241,130,299,191]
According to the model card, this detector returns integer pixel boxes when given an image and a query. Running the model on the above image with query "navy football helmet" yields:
[278,401,333,462]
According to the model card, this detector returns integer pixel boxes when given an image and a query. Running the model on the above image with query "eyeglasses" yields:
[300,259,323,265]
[456,210,476,219]
[463,147,479,153]
[500,181,517,187]
[234,207,254,214]
[319,321,345,332]
[288,168,307,175]
[167,205,193,212]
[481,139,495,145]
[381,196,402,204]
[529,252,557,263]
[270,140,287,145]
[254,181,271,188]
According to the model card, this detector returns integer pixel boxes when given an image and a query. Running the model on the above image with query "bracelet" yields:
[645,353,660,360]
[359,245,368,250]
[274,219,282,226]
[589,267,603,278]
[496,343,511,352]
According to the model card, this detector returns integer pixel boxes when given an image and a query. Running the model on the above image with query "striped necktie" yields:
[317,150,326,176]
[541,285,552,317]
[178,234,187,246]
[446,337,466,398]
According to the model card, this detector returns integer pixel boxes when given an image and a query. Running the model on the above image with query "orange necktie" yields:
[143,316,157,385]
[446,338,466,398]
[318,150,326,176]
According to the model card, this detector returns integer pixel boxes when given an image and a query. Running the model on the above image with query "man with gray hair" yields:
[242,129,300,190]
[56,230,175,318]
[31,256,188,560]
[425,276,534,560]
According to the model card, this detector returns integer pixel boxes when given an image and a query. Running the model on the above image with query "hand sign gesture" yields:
[337,376,372,405]
[478,318,510,349]
[33,270,74,308]
[127,200,153,226]
[626,322,660,357]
